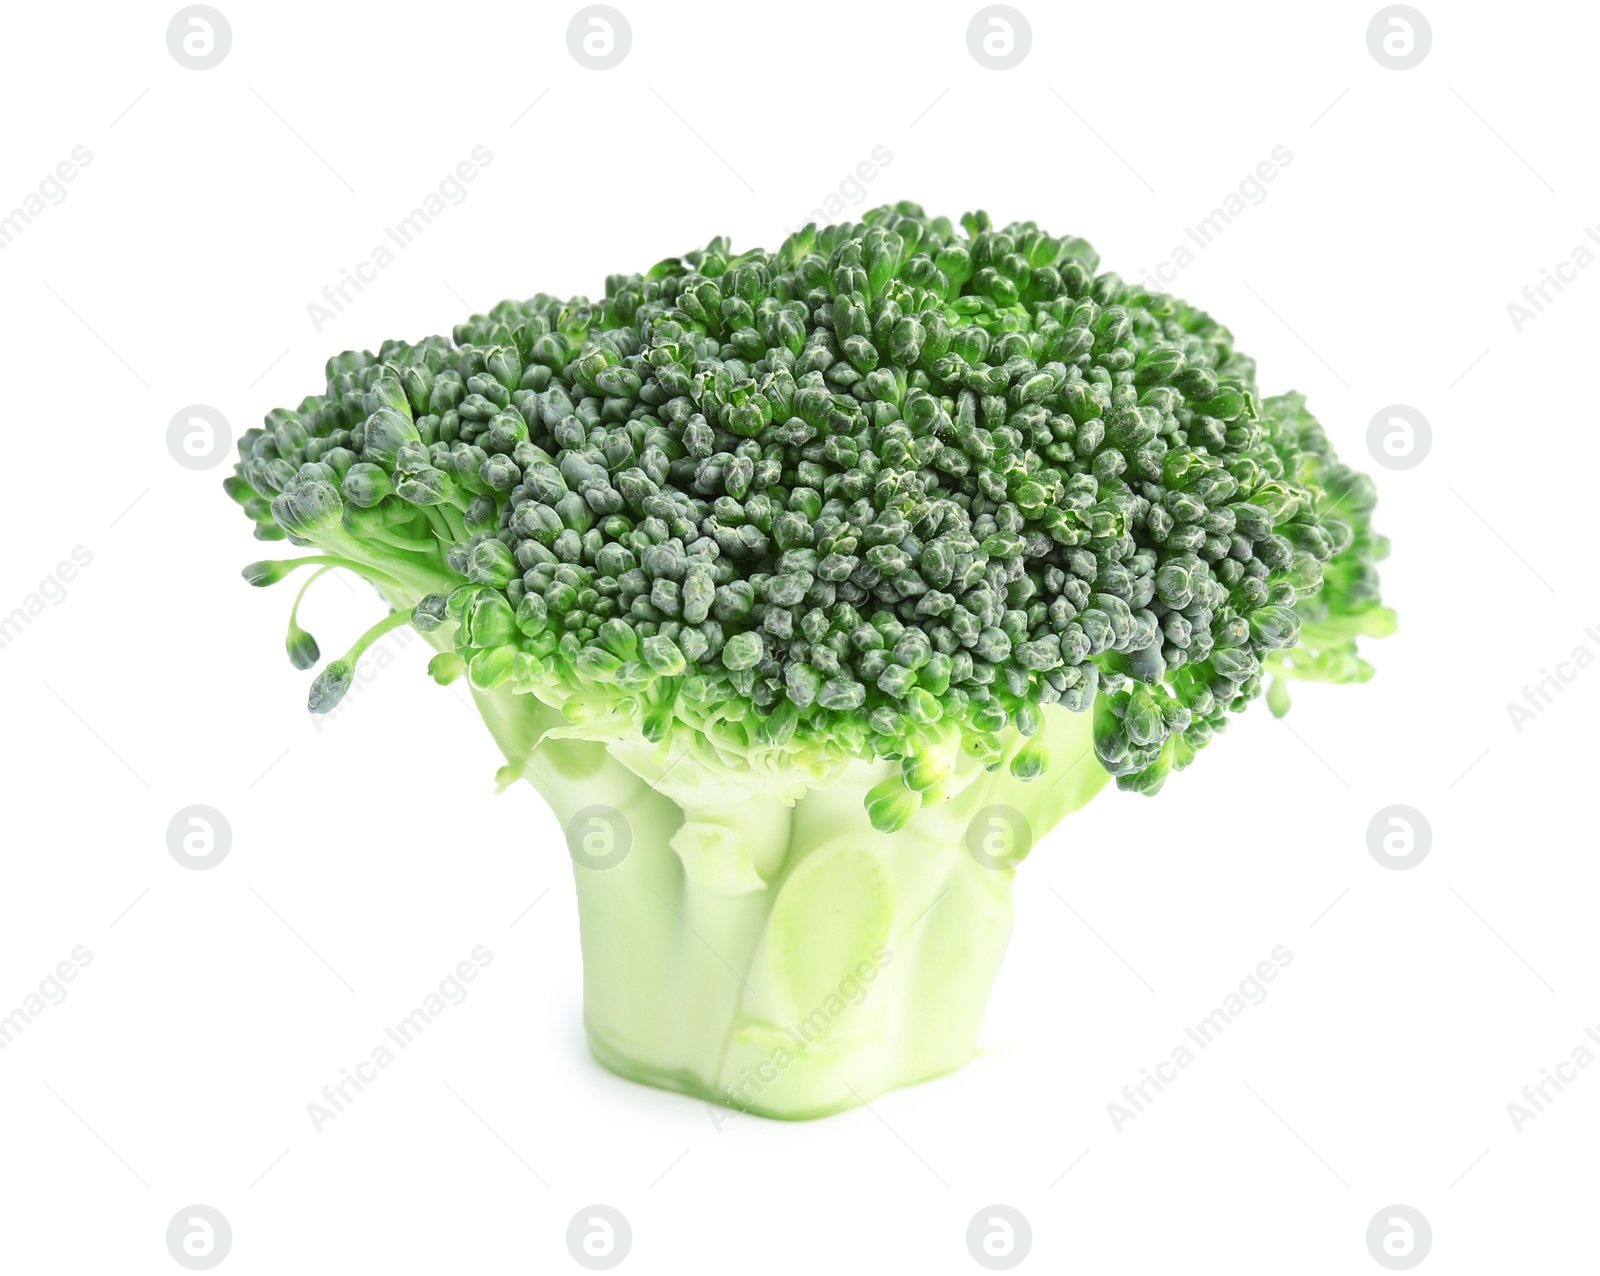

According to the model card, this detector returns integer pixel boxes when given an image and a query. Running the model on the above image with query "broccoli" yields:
[226,203,1394,1119]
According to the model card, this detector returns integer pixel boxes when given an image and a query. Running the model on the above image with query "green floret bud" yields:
[411,594,450,632]
[785,663,822,707]
[428,651,465,684]
[721,631,764,671]
[865,775,920,833]
[285,624,320,670]
[242,560,291,587]
[1249,605,1300,648]
[467,539,518,587]
[907,687,943,724]
[1010,735,1049,780]
[362,407,421,466]
[878,664,917,698]
[463,591,517,647]
[515,592,549,637]
[641,633,686,675]
[469,644,518,689]
[270,478,343,536]
[901,748,950,793]
[341,463,394,508]
[308,660,352,713]
[395,467,452,506]
[818,677,866,710]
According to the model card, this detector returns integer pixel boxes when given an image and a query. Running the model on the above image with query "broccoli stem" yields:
[472,682,1107,1118]
[367,524,441,556]
[419,506,456,547]
[310,528,458,603]
[437,502,469,545]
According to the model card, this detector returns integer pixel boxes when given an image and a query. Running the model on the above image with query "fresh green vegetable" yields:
[226,203,1393,1118]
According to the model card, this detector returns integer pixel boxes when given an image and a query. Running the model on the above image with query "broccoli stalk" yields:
[465,676,1108,1118]
[227,204,1392,1118]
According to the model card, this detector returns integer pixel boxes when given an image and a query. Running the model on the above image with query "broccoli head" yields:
[227,203,1393,1118]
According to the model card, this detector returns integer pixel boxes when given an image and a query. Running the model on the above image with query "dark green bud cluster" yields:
[228,203,1390,819]
[1257,393,1396,712]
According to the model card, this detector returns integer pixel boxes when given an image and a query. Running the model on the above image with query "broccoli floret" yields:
[226,203,1392,1118]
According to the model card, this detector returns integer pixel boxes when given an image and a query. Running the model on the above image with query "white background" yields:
[1,0,1595,1271]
